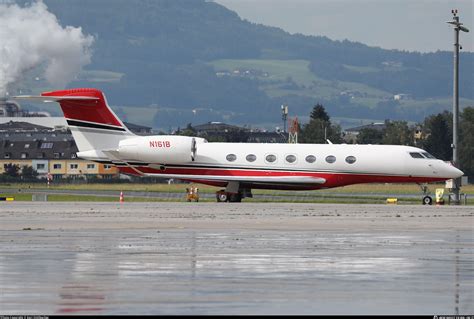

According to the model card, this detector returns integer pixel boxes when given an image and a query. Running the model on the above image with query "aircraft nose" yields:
[445,163,464,179]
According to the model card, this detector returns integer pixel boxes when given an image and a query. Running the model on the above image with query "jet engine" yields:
[117,135,206,163]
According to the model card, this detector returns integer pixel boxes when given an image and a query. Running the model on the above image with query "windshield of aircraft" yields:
[421,152,436,159]
[409,152,437,159]
[410,152,425,159]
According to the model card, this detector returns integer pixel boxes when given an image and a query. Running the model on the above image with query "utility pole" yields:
[281,104,288,133]
[447,9,469,205]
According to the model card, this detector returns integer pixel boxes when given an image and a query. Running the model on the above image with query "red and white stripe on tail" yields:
[15,88,134,161]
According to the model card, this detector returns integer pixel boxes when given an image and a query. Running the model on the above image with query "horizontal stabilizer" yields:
[13,95,99,102]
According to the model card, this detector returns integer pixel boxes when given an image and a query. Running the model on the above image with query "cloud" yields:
[0,1,94,96]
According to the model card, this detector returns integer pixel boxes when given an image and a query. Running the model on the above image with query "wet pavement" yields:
[0,202,473,314]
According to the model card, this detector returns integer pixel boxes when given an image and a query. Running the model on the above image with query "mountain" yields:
[14,0,474,129]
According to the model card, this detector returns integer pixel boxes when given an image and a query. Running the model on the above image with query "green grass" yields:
[210,59,318,85]
[2,183,472,204]
[0,194,33,201]
[2,182,473,195]
[209,59,392,101]
[343,64,379,73]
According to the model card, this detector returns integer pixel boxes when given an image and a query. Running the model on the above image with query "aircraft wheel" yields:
[422,195,433,205]
[216,191,228,202]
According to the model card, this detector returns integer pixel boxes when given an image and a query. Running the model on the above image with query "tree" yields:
[459,107,474,177]
[310,103,330,122]
[300,104,342,143]
[422,113,452,160]
[382,120,413,145]
[178,123,197,137]
[21,165,38,180]
[357,128,384,144]
[3,163,20,178]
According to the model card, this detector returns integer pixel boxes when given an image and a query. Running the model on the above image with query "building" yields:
[393,93,412,101]
[0,121,119,179]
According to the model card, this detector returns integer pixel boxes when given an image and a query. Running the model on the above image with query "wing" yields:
[141,173,326,185]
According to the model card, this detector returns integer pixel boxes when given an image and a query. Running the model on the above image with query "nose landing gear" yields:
[422,195,433,205]
[418,183,433,205]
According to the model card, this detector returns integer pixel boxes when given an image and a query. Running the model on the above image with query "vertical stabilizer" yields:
[41,88,135,154]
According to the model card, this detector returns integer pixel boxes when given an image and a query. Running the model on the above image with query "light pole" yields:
[447,9,469,205]
[281,104,288,133]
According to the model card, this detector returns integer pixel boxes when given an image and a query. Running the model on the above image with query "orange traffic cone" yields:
[119,191,124,203]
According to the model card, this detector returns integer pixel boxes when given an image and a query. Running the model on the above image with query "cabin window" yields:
[285,154,297,163]
[53,164,62,169]
[87,164,95,169]
[422,152,436,159]
[305,155,316,163]
[226,154,237,162]
[265,154,277,163]
[246,154,256,162]
[325,155,336,163]
[345,156,356,164]
[409,152,424,159]
[70,164,78,169]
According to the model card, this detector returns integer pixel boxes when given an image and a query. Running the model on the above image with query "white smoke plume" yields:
[0,1,94,96]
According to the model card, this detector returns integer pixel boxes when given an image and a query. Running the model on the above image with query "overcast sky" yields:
[215,0,473,53]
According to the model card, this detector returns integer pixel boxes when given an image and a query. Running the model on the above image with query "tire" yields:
[422,195,433,205]
[216,191,228,202]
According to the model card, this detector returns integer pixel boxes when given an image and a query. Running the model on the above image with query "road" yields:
[0,202,473,314]
[0,187,436,202]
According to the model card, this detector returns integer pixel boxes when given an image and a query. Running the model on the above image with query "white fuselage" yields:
[86,135,463,190]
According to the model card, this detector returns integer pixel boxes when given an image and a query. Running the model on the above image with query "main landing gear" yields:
[216,182,252,203]
[216,190,242,202]
[418,183,433,205]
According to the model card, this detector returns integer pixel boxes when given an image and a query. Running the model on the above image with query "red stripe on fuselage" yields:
[42,88,122,127]
[134,166,446,190]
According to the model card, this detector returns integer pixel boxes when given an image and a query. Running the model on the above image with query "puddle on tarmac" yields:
[0,229,472,314]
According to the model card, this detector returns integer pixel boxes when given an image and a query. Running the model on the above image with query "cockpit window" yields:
[422,152,436,159]
[409,152,424,159]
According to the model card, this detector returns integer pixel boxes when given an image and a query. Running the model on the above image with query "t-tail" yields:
[15,88,135,162]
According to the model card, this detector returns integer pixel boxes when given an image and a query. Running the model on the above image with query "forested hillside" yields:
[14,0,474,129]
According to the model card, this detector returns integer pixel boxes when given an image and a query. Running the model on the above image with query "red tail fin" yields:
[41,88,124,128]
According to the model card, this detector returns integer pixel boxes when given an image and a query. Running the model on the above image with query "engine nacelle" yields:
[117,135,206,163]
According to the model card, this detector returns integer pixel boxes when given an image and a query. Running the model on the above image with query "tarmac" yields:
[0,202,473,315]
